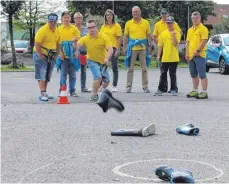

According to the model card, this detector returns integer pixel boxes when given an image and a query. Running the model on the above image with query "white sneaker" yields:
[141,123,156,137]
[112,86,117,92]
[39,93,48,101]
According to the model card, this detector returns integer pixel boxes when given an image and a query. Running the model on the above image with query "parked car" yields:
[7,40,31,54]
[206,34,229,74]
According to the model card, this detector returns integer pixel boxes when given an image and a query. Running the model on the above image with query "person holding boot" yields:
[75,19,113,102]
[100,9,122,92]
[154,16,181,96]
[57,11,81,97]
[74,12,91,93]
[153,9,182,93]
[33,13,61,101]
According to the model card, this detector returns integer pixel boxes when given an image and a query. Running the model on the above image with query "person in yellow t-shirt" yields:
[153,8,182,92]
[76,19,113,102]
[123,6,152,93]
[153,9,182,46]
[154,16,181,96]
[185,12,209,99]
[58,11,80,97]
[100,9,122,92]
[33,13,61,101]
[74,12,91,93]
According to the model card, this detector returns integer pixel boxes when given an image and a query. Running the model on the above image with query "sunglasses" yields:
[161,13,167,15]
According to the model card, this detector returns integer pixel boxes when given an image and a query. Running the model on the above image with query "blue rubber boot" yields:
[171,170,195,183]
[154,166,175,181]
[176,123,199,136]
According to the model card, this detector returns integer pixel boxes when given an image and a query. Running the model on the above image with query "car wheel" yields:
[206,65,210,72]
[219,57,229,74]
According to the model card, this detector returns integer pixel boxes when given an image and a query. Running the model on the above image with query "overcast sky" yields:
[214,0,229,4]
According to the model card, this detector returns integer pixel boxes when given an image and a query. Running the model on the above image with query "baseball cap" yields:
[160,9,168,14]
[48,13,58,22]
[166,16,174,23]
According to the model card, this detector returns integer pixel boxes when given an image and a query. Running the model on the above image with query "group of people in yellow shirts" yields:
[33,6,209,102]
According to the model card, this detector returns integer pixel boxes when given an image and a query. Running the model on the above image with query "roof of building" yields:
[205,4,229,25]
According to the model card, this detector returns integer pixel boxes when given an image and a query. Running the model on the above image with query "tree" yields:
[14,0,66,52]
[148,1,216,34]
[67,1,155,27]
[1,0,24,68]
[67,1,216,30]
[14,1,45,52]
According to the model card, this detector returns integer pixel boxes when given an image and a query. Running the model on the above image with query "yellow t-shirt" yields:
[58,24,80,41]
[153,19,181,42]
[34,23,61,55]
[78,32,112,64]
[100,23,122,48]
[186,23,208,59]
[158,30,181,62]
[124,18,151,50]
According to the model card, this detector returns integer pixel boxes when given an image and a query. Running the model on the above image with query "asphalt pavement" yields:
[1,68,229,183]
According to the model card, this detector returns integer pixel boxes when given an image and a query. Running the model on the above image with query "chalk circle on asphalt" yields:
[13,77,26,80]
[113,159,224,182]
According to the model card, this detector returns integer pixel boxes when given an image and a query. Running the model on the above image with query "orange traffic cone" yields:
[57,84,70,104]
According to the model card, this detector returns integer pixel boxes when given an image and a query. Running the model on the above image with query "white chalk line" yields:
[113,158,224,182]
[17,152,98,183]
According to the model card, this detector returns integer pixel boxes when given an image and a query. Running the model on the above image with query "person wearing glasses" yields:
[185,12,209,99]
[57,11,80,97]
[100,9,122,92]
[33,13,61,101]
[154,16,181,96]
[74,12,91,93]
[123,6,152,93]
[75,20,113,102]
[153,9,181,93]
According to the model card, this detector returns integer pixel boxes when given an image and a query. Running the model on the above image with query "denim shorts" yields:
[87,60,110,82]
[33,53,55,82]
[189,56,207,79]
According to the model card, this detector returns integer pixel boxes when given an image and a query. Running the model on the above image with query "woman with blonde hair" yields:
[74,12,91,93]
[100,9,122,92]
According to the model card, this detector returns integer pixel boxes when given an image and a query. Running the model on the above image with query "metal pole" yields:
[112,0,114,12]
[188,3,190,28]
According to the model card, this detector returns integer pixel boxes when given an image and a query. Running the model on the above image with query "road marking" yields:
[13,77,26,80]
[113,158,224,182]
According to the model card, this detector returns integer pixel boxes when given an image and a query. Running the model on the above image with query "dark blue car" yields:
[206,34,229,74]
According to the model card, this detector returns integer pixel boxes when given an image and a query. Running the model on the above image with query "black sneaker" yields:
[70,91,79,97]
[81,87,91,93]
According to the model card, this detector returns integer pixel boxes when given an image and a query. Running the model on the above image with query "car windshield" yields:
[223,37,229,46]
[14,41,28,48]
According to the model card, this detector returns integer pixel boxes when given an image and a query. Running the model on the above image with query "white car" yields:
[7,40,30,53]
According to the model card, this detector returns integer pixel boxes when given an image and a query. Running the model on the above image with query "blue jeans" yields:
[189,56,207,79]
[60,59,76,93]
[87,60,110,82]
[33,53,55,82]
[111,48,119,86]
[80,64,87,89]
